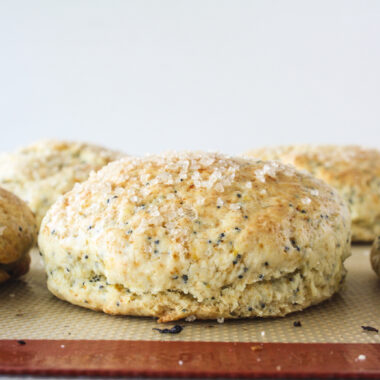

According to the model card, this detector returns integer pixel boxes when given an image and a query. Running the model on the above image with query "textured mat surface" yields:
[0,246,379,343]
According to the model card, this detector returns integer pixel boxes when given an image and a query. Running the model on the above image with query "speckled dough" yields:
[0,187,36,283]
[0,140,124,227]
[38,152,351,322]
[244,145,380,242]
[370,237,380,277]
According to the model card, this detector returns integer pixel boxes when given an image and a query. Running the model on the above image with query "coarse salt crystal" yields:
[254,169,266,183]
[196,197,205,206]
[217,317,225,324]
[229,203,241,211]
[140,173,150,183]
[150,209,160,217]
[245,181,252,189]
[216,198,224,207]
[200,157,215,166]
[180,160,190,170]
[257,163,277,181]
[215,183,224,193]
[192,171,201,180]
[141,187,151,197]
[178,360,184,366]
[358,354,366,361]
[130,195,139,203]
[185,315,197,322]
[261,331,266,337]
[259,189,267,195]
[159,172,173,184]
[301,197,311,205]
[213,170,222,179]
[310,189,319,196]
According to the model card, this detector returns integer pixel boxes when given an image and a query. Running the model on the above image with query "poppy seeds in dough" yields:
[38,152,351,322]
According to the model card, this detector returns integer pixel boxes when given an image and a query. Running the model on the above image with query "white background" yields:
[0,0,379,155]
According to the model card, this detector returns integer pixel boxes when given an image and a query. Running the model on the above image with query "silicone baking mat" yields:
[0,245,379,378]
[1,246,379,343]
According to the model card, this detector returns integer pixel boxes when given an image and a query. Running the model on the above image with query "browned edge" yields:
[0,340,379,378]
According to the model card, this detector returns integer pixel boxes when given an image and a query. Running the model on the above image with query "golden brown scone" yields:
[244,145,380,242]
[0,187,36,283]
[0,140,124,228]
[38,152,351,322]
[370,237,380,277]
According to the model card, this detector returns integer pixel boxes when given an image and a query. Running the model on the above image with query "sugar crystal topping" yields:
[44,151,331,242]
[254,161,286,183]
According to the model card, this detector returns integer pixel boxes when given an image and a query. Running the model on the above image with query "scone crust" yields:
[245,145,380,242]
[39,152,351,322]
[370,237,380,277]
[0,140,123,227]
[0,187,36,283]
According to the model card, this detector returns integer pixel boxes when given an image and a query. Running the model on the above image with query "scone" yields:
[38,152,351,322]
[0,140,124,228]
[244,145,380,242]
[0,187,36,283]
[370,237,380,277]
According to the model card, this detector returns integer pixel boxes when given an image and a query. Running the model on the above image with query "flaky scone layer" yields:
[0,140,124,227]
[39,152,351,321]
[245,145,380,242]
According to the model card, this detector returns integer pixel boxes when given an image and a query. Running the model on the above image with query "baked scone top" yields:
[0,140,123,227]
[244,145,380,241]
[39,152,351,304]
[245,145,380,187]
[0,187,36,265]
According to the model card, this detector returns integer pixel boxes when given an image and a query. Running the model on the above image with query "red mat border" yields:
[0,340,379,378]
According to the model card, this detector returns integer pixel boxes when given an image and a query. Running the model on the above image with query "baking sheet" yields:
[1,246,379,343]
